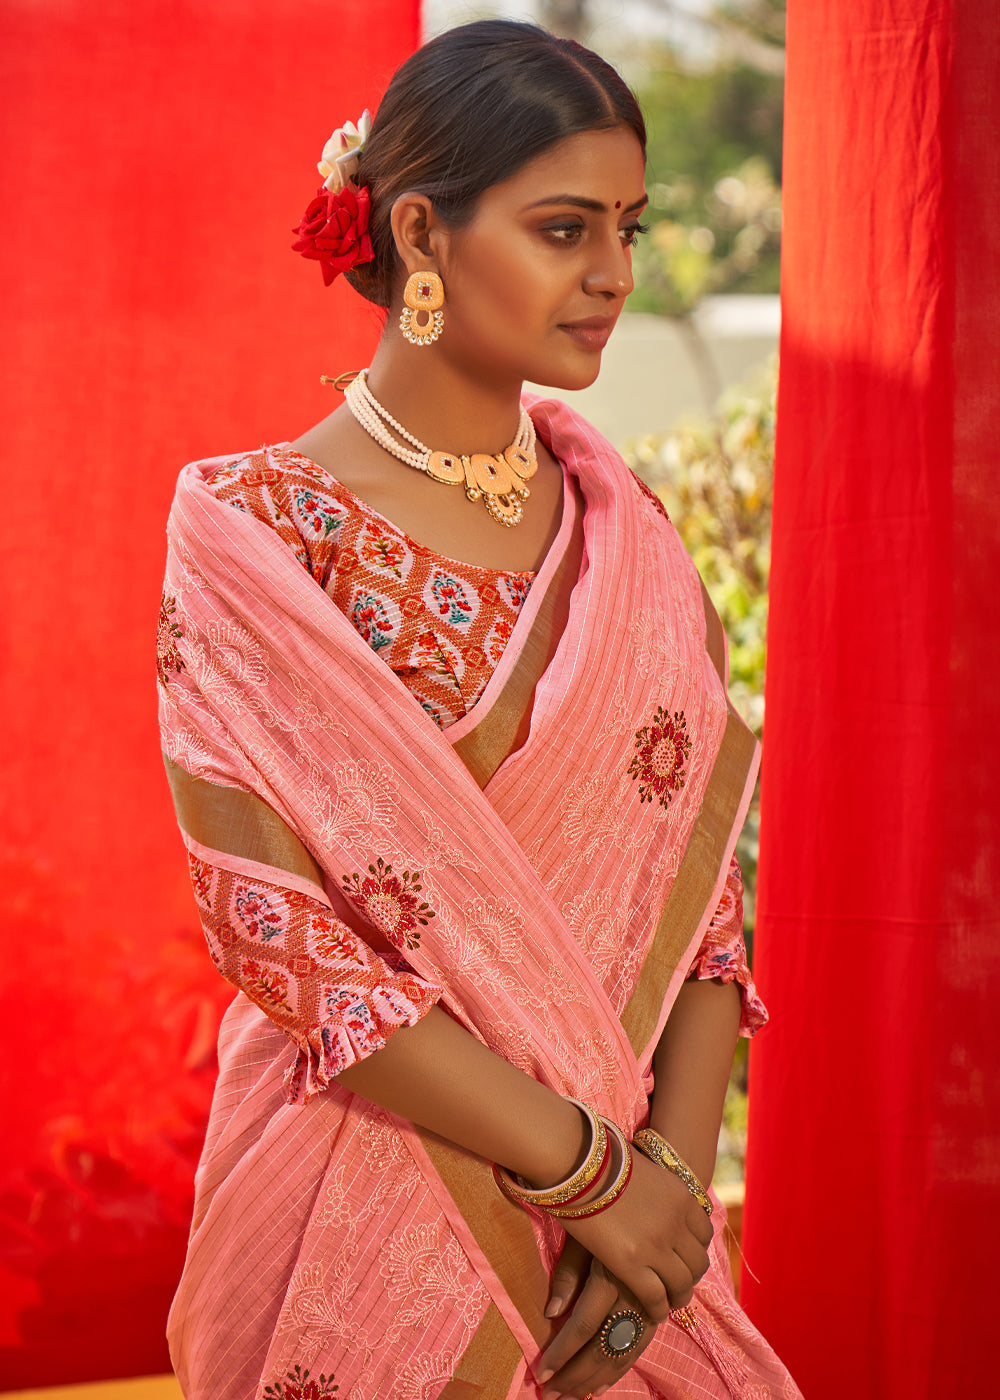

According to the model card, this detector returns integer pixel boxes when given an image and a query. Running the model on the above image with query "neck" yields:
[366,336,525,457]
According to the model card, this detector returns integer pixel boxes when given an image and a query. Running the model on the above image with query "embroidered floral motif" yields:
[156,593,185,687]
[429,572,473,626]
[262,1363,338,1400]
[341,858,435,950]
[350,591,395,650]
[205,619,268,686]
[629,706,692,806]
[294,488,344,538]
[312,757,399,845]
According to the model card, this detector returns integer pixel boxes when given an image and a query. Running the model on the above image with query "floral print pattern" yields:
[350,591,395,651]
[629,706,692,807]
[206,445,534,726]
[359,530,407,578]
[189,854,441,1101]
[234,883,286,942]
[156,593,185,687]
[341,858,435,952]
[429,572,474,626]
[685,856,768,1035]
[294,489,344,538]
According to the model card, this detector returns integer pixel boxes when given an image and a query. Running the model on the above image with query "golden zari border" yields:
[434,594,758,1397]
[451,488,586,790]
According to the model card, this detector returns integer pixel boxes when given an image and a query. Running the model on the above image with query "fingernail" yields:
[544,1296,564,1318]
[537,1368,554,1384]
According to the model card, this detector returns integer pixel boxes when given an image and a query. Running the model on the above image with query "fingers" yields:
[538,1260,619,1384]
[547,1236,592,1319]
[539,1275,657,1399]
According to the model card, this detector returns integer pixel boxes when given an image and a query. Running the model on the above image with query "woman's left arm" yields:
[648,975,742,1187]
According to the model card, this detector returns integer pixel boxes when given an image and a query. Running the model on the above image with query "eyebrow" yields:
[525,194,649,214]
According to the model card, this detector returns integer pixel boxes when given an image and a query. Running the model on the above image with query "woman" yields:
[157,20,799,1400]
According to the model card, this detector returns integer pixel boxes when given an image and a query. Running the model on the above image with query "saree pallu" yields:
[158,399,800,1400]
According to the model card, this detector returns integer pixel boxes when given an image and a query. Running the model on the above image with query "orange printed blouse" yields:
[176,447,765,1101]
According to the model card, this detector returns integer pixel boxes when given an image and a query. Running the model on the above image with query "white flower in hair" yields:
[318,109,373,192]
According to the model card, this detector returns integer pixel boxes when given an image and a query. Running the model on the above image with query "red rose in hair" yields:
[292,184,374,286]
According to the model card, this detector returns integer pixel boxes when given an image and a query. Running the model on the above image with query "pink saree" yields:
[158,398,800,1400]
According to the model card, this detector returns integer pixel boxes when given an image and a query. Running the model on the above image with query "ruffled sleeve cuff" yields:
[685,856,769,1038]
[187,851,443,1103]
[282,972,441,1105]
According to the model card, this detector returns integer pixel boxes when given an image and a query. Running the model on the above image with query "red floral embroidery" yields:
[156,593,185,686]
[341,857,435,951]
[263,1363,338,1400]
[629,707,692,806]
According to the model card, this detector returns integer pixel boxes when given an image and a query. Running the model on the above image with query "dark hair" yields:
[345,20,646,307]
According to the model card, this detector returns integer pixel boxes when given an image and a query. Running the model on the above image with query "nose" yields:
[583,230,634,301]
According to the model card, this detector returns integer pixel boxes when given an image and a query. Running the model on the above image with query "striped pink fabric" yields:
[158,399,799,1399]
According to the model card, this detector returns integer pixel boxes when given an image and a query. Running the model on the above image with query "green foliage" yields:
[624,356,776,944]
[626,357,777,1187]
[628,35,784,314]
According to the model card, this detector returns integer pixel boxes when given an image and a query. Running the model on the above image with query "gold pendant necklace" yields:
[341,370,537,528]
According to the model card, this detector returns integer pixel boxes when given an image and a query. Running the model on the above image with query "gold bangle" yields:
[632,1128,713,1216]
[493,1098,608,1209]
[547,1119,633,1220]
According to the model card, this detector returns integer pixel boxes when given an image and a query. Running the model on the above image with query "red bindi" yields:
[615,201,621,209]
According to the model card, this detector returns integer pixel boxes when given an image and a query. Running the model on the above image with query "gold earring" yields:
[400,271,444,345]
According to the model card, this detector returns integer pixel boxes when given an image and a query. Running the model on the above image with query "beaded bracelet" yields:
[632,1127,713,1217]
[492,1098,609,1210]
[546,1119,633,1221]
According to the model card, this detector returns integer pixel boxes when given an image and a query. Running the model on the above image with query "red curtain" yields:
[0,1,417,1387]
[742,3,1000,1395]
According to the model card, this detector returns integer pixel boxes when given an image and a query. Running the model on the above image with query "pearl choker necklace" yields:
[344,369,537,528]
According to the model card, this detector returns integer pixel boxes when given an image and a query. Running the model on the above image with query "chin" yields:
[530,357,603,393]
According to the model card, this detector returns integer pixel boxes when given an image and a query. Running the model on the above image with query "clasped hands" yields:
[535,1153,714,1400]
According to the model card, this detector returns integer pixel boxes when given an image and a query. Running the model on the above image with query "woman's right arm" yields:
[337,1003,711,1323]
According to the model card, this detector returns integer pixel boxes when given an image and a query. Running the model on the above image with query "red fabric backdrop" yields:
[0,1,418,1387]
[742,2,1000,1395]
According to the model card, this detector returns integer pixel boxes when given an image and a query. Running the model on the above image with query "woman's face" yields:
[436,125,647,392]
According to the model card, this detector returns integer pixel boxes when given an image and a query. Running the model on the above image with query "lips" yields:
[558,316,617,350]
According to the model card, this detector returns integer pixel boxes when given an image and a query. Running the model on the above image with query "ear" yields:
[389,193,448,280]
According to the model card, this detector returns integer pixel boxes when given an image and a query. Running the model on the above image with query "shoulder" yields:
[176,445,361,580]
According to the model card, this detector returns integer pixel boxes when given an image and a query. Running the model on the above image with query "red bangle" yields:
[547,1120,633,1221]
[492,1098,609,1210]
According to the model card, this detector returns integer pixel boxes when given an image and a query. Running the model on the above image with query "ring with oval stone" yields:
[598,1307,645,1359]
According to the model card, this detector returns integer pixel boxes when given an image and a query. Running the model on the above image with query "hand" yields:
[560,1150,714,1323]
[537,1240,656,1399]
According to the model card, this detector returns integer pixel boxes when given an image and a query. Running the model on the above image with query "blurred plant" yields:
[625,357,776,1184]
[634,157,782,317]
[625,356,774,747]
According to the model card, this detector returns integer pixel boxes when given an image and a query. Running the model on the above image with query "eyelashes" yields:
[621,221,650,247]
[543,220,650,247]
